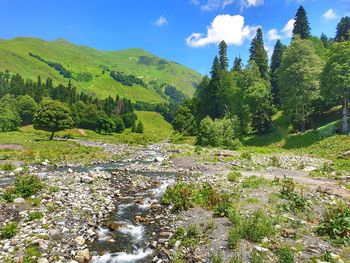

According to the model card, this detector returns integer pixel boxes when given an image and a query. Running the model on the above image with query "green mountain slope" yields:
[0,37,202,103]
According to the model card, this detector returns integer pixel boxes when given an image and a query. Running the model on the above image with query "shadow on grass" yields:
[283,130,322,149]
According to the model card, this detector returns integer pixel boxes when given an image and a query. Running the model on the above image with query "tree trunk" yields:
[342,97,349,134]
[50,131,55,140]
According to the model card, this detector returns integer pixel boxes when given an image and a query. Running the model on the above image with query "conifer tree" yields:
[335,16,350,42]
[320,33,329,48]
[293,5,311,39]
[218,40,229,71]
[270,40,286,105]
[232,56,243,72]
[208,56,222,118]
[249,28,268,79]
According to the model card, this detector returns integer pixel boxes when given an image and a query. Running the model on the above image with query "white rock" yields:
[75,236,85,246]
[154,157,164,162]
[38,258,49,263]
[14,167,23,174]
[303,166,317,172]
[68,168,74,173]
[13,197,26,203]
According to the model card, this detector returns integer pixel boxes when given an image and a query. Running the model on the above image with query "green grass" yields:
[0,111,174,164]
[0,37,202,102]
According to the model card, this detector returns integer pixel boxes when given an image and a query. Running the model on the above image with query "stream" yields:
[0,146,176,263]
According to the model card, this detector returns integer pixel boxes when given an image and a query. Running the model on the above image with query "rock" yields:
[14,167,23,174]
[13,197,26,203]
[159,232,172,238]
[68,168,74,173]
[9,172,15,176]
[80,176,94,184]
[87,228,96,237]
[303,166,317,172]
[31,239,48,252]
[75,236,85,246]
[281,228,296,238]
[41,161,48,166]
[174,240,181,250]
[38,258,49,263]
[76,249,90,262]
[341,150,350,157]
[105,221,122,230]
[154,157,164,163]
[151,241,157,248]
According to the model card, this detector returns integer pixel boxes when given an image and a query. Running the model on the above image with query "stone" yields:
[68,168,74,173]
[174,240,181,250]
[87,228,96,237]
[76,249,90,262]
[281,228,296,238]
[38,258,49,263]
[14,167,23,174]
[159,232,172,238]
[75,236,85,246]
[13,197,26,203]
[303,166,317,172]
[154,157,164,163]
[80,176,94,184]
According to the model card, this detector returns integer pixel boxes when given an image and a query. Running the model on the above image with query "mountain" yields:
[0,37,202,103]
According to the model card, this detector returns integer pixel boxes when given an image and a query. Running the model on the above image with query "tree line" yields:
[0,72,145,138]
[173,6,350,148]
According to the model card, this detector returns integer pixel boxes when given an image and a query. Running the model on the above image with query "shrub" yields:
[241,176,271,188]
[214,195,236,217]
[15,174,43,198]
[317,202,350,243]
[27,211,44,221]
[2,186,17,202]
[279,178,310,212]
[211,252,223,263]
[276,247,295,263]
[0,222,19,239]
[0,163,16,171]
[227,171,242,182]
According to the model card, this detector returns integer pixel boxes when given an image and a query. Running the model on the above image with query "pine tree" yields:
[320,33,329,48]
[270,40,286,106]
[335,16,350,42]
[249,28,268,79]
[208,56,222,118]
[293,5,311,39]
[232,56,243,72]
[218,41,229,71]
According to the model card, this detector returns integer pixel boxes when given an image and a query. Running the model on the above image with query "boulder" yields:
[13,197,26,204]
[75,236,85,246]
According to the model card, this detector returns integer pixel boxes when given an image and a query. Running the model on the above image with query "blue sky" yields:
[0,0,349,75]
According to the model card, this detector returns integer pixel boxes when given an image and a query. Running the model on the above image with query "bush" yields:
[0,222,19,239]
[276,247,295,263]
[113,115,125,133]
[170,225,200,248]
[241,176,271,188]
[317,202,350,243]
[214,195,236,217]
[95,111,116,135]
[227,171,242,182]
[132,120,144,133]
[15,175,43,198]
[27,211,44,221]
[2,186,17,202]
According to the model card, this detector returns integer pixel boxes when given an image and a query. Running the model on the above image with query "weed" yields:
[0,222,19,239]
[241,152,252,161]
[15,174,43,198]
[170,224,200,248]
[229,252,243,263]
[211,252,223,263]
[241,176,271,188]
[27,211,44,221]
[0,163,15,171]
[270,156,280,167]
[251,250,265,263]
[23,245,41,263]
[49,186,59,193]
[227,171,242,182]
[2,186,17,202]
[317,202,350,244]
[276,247,295,263]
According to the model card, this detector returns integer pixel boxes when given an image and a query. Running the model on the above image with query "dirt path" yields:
[241,169,350,201]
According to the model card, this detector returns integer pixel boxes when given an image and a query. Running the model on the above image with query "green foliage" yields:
[335,16,350,42]
[15,174,43,198]
[292,5,311,39]
[213,195,236,217]
[241,176,271,188]
[250,250,265,263]
[270,40,287,105]
[317,202,350,243]
[23,245,41,263]
[249,28,269,78]
[161,182,222,212]
[0,222,19,239]
[134,120,144,133]
[276,247,295,263]
[0,94,21,132]
[0,162,15,171]
[112,115,125,133]
[321,41,350,133]
[95,111,116,135]
[75,72,93,82]
[197,116,241,149]
[278,37,324,131]
[110,71,147,87]
[2,186,17,202]
[16,95,38,125]
[27,211,44,221]
[33,98,74,139]
[219,40,229,70]
[173,105,197,135]
[227,171,242,182]
[170,225,200,248]
[211,252,223,263]
[229,210,275,248]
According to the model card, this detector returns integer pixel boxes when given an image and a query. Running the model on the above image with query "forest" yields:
[173,6,350,149]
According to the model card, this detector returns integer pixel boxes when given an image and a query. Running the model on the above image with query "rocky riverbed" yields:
[0,140,349,263]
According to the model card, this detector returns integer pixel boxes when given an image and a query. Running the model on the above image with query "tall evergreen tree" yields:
[249,28,268,79]
[293,5,311,39]
[320,33,329,48]
[232,56,243,72]
[218,40,229,71]
[335,16,350,42]
[270,40,286,106]
[208,56,222,118]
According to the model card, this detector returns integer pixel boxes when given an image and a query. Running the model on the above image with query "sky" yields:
[0,0,349,75]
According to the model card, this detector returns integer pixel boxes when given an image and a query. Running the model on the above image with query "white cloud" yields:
[154,15,168,27]
[323,9,337,20]
[282,19,295,38]
[264,44,274,58]
[267,29,281,41]
[190,0,263,11]
[245,0,264,7]
[186,14,258,47]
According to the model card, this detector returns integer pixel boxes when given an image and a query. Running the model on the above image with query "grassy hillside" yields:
[0,37,202,102]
